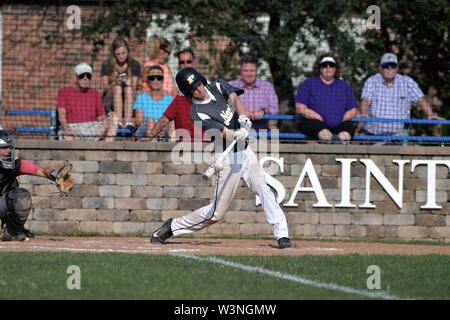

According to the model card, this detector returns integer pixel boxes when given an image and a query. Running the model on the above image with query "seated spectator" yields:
[143,35,178,96]
[229,54,279,131]
[57,63,117,141]
[358,53,443,137]
[295,53,359,142]
[149,48,203,142]
[101,37,141,135]
[133,65,174,141]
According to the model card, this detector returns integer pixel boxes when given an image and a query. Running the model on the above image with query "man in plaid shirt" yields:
[359,53,442,136]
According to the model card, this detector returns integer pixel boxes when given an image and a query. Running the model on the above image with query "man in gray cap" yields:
[358,53,442,137]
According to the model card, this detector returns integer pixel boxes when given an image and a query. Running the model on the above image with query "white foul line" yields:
[174,254,406,300]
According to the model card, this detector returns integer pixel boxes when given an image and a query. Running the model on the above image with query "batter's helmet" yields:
[0,129,17,169]
[175,68,207,97]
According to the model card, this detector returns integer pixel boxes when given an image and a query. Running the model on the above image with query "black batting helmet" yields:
[175,68,207,97]
[0,129,17,169]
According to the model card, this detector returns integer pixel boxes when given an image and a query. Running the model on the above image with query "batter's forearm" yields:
[232,94,247,116]
[150,116,171,137]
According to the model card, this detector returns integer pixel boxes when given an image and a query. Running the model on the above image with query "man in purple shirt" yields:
[295,54,359,142]
[229,54,279,131]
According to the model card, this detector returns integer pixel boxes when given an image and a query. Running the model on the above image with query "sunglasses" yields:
[162,48,171,55]
[147,75,164,81]
[179,60,193,65]
[381,62,398,69]
[77,73,92,80]
[320,62,336,68]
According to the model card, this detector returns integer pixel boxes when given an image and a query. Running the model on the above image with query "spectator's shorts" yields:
[69,121,104,140]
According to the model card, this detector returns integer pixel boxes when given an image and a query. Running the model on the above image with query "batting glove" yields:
[211,156,224,172]
[238,115,252,131]
[233,128,249,141]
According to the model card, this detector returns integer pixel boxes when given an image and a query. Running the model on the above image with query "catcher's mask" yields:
[0,130,16,169]
[175,67,207,98]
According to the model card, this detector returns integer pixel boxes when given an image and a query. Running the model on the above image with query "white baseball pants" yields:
[171,146,289,240]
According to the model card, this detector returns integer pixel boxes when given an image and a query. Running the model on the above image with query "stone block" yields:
[240,223,272,236]
[206,222,240,235]
[82,197,115,209]
[80,221,114,233]
[115,198,146,210]
[132,162,163,174]
[224,211,258,223]
[117,151,148,162]
[148,174,179,186]
[352,213,383,225]
[146,198,178,210]
[99,186,131,197]
[163,186,195,198]
[131,186,163,198]
[366,226,398,238]
[112,222,144,234]
[99,161,132,173]
[383,214,414,225]
[129,210,161,222]
[414,214,446,226]
[398,226,430,239]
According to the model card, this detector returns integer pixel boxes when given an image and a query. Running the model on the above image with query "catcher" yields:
[0,129,73,242]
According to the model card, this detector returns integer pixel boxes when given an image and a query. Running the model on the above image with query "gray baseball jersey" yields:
[190,79,246,151]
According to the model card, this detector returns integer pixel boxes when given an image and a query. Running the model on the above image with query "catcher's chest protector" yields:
[0,159,21,195]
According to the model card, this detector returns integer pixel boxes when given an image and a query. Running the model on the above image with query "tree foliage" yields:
[76,0,450,124]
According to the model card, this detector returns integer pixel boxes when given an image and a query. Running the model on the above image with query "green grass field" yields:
[0,252,449,300]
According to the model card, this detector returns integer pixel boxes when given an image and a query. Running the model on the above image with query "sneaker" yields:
[277,237,292,249]
[24,228,35,239]
[1,228,30,242]
[124,123,135,137]
[150,219,173,244]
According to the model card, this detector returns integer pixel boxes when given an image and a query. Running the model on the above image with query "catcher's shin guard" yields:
[151,218,173,243]
[3,188,32,237]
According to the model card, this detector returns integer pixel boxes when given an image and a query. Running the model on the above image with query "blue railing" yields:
[4,110,448,142]
[261,115,449,142]
[6,109,58,136]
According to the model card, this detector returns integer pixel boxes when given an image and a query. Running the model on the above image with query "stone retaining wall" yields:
[18,140,450,241]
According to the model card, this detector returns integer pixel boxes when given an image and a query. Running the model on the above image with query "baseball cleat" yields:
[1,229,30,242]
[277,237,292,249]
[150,218,173,244]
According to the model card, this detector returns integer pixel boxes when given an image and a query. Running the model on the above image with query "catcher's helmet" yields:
[175,68,207,97]
[0,129,17,169]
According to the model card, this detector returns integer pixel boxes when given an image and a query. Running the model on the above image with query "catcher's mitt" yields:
[50,162,74,197]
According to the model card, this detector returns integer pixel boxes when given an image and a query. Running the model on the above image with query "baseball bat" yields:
[202,139,237,180]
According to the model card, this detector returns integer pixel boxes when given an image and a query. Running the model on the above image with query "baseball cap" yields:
[74,63,92,76]
[380,53,398,66]
[319,56,336,64]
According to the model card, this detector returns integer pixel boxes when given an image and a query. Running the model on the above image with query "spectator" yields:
[295,53,359,142]
[57,63,117,141]
[229,54,279,131]
[144,35,178,96]
[149,48,203,142]
[358,53,443,137]
[133,65,174,141]
[101,37,141,134]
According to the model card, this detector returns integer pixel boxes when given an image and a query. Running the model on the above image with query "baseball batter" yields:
[151,68,292,249]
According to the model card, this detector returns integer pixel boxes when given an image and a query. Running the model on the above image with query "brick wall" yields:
[2,5,142,111]
[17,140,450,240]
[1,3,229,126]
